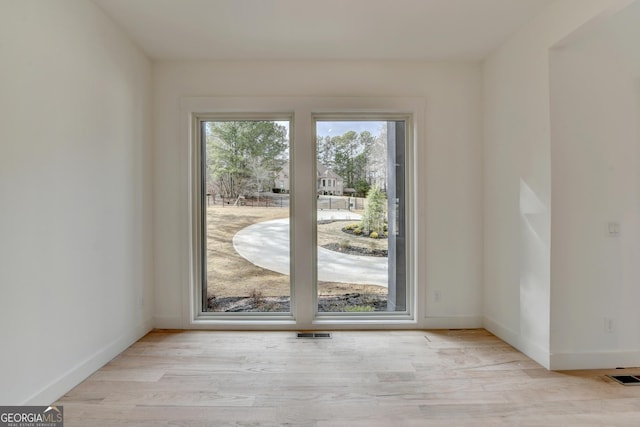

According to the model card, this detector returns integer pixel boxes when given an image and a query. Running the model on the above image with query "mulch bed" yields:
[321,242,388,257]
[208,293,388,312]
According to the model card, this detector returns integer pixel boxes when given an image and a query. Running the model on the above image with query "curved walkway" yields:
[232,210,388,287]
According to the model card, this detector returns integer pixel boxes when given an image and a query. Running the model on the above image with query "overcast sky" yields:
[316,121,384,138]
[276,120,384,140]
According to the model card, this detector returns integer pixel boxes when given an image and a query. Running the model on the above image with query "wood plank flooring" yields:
[55,329,640,426]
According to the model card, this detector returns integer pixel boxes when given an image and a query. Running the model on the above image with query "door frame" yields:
[182,96,426,330]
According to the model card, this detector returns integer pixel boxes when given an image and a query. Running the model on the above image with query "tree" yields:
[361,183,386,235]
[328,130,373,189]
[316,127,388,194]
[317,135,335,169]
[247,156,272,203]
[368,125,388,192]
[206,121,288,199]
[354,179,370,197]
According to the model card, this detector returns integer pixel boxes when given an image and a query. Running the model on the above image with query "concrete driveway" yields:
[232,210,388,287]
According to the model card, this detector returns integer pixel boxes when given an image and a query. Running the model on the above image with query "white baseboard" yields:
[483,315,519,344]
[422,315,483,329]
[153,315,184,329]
[23,318,153,405]
[550,350,640,370]
[156,314,485,330]
[483,315,550,369]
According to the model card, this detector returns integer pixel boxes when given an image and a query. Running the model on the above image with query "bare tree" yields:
[247,156,272,203]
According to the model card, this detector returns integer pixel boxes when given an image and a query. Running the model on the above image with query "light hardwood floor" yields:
[56,329,640,426]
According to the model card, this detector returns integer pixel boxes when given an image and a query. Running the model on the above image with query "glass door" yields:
[314,118,409,315]
[191,107,414,324]
[201,119,291,313]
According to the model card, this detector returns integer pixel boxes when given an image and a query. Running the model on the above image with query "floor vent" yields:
[297,332,332,339]
[607,374,640,385]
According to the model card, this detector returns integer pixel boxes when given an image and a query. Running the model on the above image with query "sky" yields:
[271,120,385,140]
[316,121,384,138]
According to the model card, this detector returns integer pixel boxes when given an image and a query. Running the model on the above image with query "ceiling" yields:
[92,0,554,61]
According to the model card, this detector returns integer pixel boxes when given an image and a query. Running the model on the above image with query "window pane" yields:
[315,120,407,313]
[202,120,290,312]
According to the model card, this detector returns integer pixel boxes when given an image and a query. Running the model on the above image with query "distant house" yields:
[317,163,344,196]
[274,162,344,195]
[274,163,290,193]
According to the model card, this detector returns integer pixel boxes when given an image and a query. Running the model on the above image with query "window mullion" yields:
[291,110,316,326]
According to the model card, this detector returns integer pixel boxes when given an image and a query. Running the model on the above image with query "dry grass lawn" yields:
[206,205,387,302]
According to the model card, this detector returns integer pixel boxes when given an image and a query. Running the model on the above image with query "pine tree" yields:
[206,121,288,199]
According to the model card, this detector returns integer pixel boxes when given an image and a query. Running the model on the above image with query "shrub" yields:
[353,227,362,235]
[369,231,379,239]
[361,184,386,235]
[345,305,374,312]
[338,239,351,249]
[326,301,347,312]
[249,288,265,306]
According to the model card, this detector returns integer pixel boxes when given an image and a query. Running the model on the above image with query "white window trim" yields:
[181,96,426,330]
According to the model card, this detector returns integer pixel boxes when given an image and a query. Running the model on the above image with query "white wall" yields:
[153,61,484,328]
[550,0,640,369]
[483,0,632,368]
[0,0,153,404]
